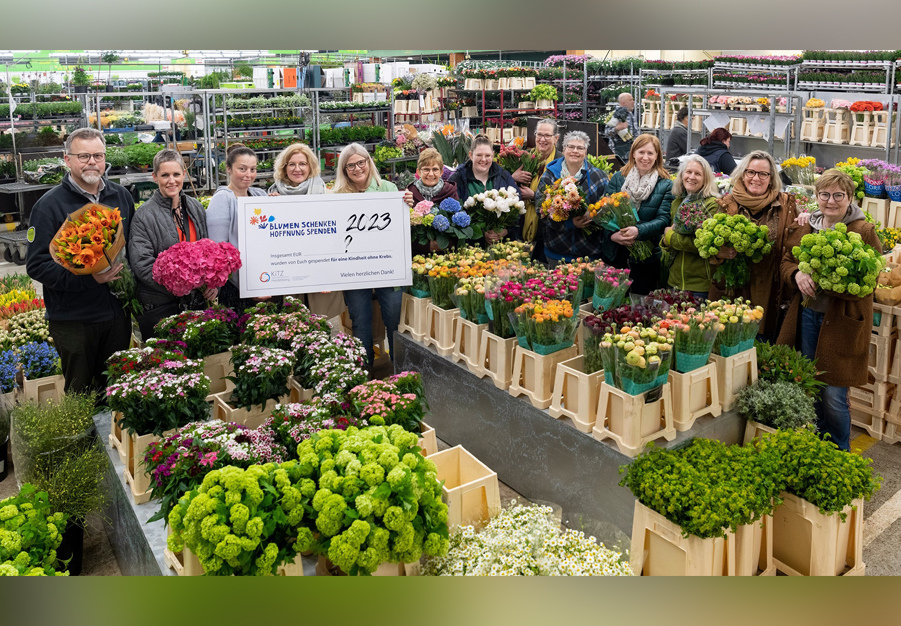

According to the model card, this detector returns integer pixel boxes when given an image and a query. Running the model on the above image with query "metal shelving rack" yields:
[711,62,798,93]
[796,60,895,94]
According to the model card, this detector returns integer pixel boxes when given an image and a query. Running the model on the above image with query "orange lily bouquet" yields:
[50,203,124,274]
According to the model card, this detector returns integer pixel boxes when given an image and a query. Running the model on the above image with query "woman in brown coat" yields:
[777,169,881,451]
[710,150,806,340]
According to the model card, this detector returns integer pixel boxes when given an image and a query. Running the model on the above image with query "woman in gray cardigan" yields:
[128,149,212,339]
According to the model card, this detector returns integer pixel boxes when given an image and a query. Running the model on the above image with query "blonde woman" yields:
[332,143,413,370]
[268,142,326,196]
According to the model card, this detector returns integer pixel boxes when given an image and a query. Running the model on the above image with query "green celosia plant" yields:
[0,484,68,576]
[296,425,450,575]
[737,380,816,430]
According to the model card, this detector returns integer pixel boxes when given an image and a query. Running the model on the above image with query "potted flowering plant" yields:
[214,345,295,428]
[346,371,427,433]
[17,341,63,404]
[292,332,367,398]
[264,396,365,451]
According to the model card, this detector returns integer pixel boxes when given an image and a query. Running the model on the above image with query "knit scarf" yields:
[413,177,445,200]
[622,167,658,204]
[523,148,556,242]
[729,177,781,213]
[270,176,326,196]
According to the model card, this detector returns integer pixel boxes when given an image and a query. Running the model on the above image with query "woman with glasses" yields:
[777,169,880,451]
[449,134,519,244]
[534,130,608,263]
[711,150,808,340]
[408,148,459,253]
[602,134,674,295]
[513,119,559,252]
[332,143,413,373]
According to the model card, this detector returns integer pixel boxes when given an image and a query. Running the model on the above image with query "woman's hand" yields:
[202,287,218,301]
[403,190,414,207]
[511,167,532,185]
[613,226,639,245]
[795,271,817,298]
[428,240,442,252]
[664,226,673,237]
[485,229,508,244]
[518,185,535,200]
[94,262,123,283]
[269,192,280,197]
[716,245,738,260]
[573,214,593,229]
[795,212,810,226]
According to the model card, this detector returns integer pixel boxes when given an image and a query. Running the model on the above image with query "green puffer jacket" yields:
[601,171,674,266]
[661,195,720,293]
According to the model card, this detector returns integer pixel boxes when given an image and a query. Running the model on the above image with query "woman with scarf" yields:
[602,134,674,295]
[268,143,343,319]
[777,169,880,451]
[407,148,459,253]
[710,150,808,341]
[513,118,558,260]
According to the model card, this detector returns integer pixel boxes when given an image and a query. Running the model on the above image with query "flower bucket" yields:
[737,338,756,352]
[674,351,712,373]
[864,180,885,198]
[517,335,530,350]
[411,288,430,298]
[717,341,744,357]
[532,339,575,356]
[593,294,615,312]
[887,185,901,202]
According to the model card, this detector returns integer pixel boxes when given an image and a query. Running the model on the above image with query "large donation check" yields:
[236,192,411,298]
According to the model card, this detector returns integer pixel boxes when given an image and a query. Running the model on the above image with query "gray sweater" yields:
[128,190,209,307]
[206,185,268,248]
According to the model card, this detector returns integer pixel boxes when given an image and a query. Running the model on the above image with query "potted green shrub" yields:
[754,341,826,398]
[737,380,816,443]
[9,394,107,575]
[0,484,69,576]
[71,67,90,94]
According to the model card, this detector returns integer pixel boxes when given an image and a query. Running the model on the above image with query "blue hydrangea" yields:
[452,211,471,228]
[0,349,17,394]
[429,205,440,215]
[18,342,61,380]
[439,198,462,214]
[432,215,450,232]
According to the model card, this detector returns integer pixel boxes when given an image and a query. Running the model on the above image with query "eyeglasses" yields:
[345,160,368,171]
[817,191,847,202]
[419,167,442,174]
[69,152,106,163]
[744,169,771,180]
[564,145,586,153]
[535,133,556,139]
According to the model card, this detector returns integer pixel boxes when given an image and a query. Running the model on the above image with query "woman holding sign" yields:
[268,143,343,319]
[333,143,414,373]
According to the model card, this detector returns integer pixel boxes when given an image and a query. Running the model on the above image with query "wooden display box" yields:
[536,99,554,110]
[886,202,901,230]
[772,492,865,576]
[451,317,488,374]
[316,554,407,576]
[210,391,287,429]
[508,344,578,410]
[164,527,205,576]
[518,101,534,110]
[848,379,894,416]
[108,410,127,465]
[548,355,603,432]
[463,79,483,91]
[429,445,501,529]
[123,429,175,505]
[592,382,676,458]
[423,304,459,357]
[287,375,313,404]
[418,421,437,457]
[476,330,517,389]
[861,197,889,231]
[868,333,896,380]
[742,419,777,445]
[709,350,758,412]
[872,303,897,336]
[668,363,721,432]
[20,374,65,404]
[849,406,885,440]
[398,293,431,343]
[823,108,851,144]
[849,111,873,147]
[883,421,901,445]
[203,351,234,402]
[732,514,777,576]
[522,77,536,89]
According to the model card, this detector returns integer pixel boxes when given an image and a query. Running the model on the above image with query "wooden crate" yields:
[20,374,65,404]
[429,445,501,529]
[476,330,517,390]
[548,355,604,433]
[630,501,734,576]
[668,364,721,432]
[108,411,127,465]
[164,527,205,576]
[508,344,579,410]
[872,303,897,336]
[398,293,431,343]
[743,419,777,445]
[316,554,407,576]
[287,376,313,404]
[203,351,234,402]
[210,391,287,429]
[123,429,174,505]
[522,77,536,89]
[452,318,488,373]
[772,492,865,576]
[868,333,896,380]
[423,304,459,357]
[592,382,676,458]
[709,350,758,412]
[849,407,885,440]
[418,421,438,457]
[886,203,901,231]
[861,197,889,229]
[883,421,901,445]
[848,379,893,415]
[731,515,776,576]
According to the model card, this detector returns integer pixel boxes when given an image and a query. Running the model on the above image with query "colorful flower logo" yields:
[260,272,271,283]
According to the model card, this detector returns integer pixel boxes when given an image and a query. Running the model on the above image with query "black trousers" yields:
[49,314,132,397]
[136,302,181,341]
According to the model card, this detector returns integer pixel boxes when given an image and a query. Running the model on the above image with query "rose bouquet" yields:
[152,238,242,302]
[665,308,722,373]
[510,299,579,354]
[706,299,764,356]
[293,332,368,397]
[106,369,211,436]
[540,176,593,233]
[464,187,525,234]
[695,213,772,292]
[144,420,288,525]
[607,323,674,395]
[590,192,652,261]
[593,266,632,312]
[226,345,296,411]
[452,275,489,323]
[411,198,482,250]
[555,257,602,302]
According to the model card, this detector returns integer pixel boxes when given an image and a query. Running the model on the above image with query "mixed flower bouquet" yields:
[0,309,51,350]
[590,192,652,260]
[706,299,764,356]
[293,332,368,397]
[226,345,296,411]
[539,176,592,232]
[695,213,773,292]
[106,369,211,436]
[17,342,61,380]
[593,266,632,312]
[347,372,426,433]
[464,187,525,233]
[495,144,541,178]
[410,198,481,250]
[672,198,713,235]
[510,299,579,354]
[152,238,242,301]
[792,222,884,305]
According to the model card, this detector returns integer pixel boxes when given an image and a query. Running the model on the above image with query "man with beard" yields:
[26,127,136,395]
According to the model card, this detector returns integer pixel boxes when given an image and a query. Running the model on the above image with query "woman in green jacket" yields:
[661,155,720,299]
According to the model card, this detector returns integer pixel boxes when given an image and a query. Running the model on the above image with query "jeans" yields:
[343,288,403,367]
[49,314,132,397]
[689,291,708,302]
[800,307,851,451]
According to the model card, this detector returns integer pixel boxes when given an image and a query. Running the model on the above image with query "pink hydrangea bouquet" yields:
[152,238,243,299]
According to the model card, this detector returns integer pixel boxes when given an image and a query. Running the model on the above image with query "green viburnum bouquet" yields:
[0,484,68,576]
[695,213,772,292]
[296,425,450,575]
[226,345,296,411]
[791,222,884,305]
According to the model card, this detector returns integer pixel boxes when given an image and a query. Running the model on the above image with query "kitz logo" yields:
[259,272,271,282]
[249,208,275,229]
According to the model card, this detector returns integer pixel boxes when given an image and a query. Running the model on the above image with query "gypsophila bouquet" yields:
[590,192,652,260]
[0,309,50,350]
[422,501,632,576]
[295,333,367,397]
[17,342,61,380]
[706,298,764,356]
[152,238,242,299]
[106,370,211,436]
[695,212,773,292]
[104,344,189,382]
[226,346,295,411]
[144,420,288,525]
[464,187,525,233]
[0,484,68,577]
